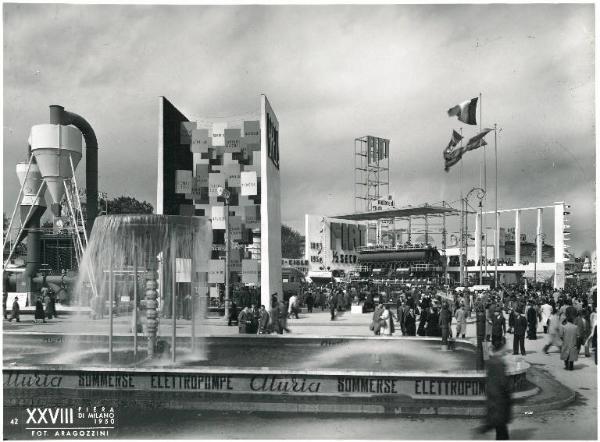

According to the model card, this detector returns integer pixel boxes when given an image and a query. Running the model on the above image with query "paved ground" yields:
[3,309,597,439]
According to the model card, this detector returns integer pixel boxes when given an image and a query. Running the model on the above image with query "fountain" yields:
[70,214,212,364]
[3,213,535,416]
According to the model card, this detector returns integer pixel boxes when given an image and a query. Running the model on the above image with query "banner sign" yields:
[243,121,260,144]
[240,171,257,196]
[208,173,226,197]
[242,259,260,284]
[224,164,241,187]
[3,370,493,399]
[208,259,225,284]
[224,129,241,153]
[367,136,390,164]
[191,129,210,153]
[211,206,226,230]
[175,170,193,194]
[176,258,192,283]
[211,123,226,147]
[228,216,242,241]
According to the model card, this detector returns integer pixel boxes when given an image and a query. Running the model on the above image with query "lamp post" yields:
[217,186,231,322]
[533,232,546,285]
[465,187,486,287]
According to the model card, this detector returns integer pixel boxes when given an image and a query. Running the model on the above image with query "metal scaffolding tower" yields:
[354,135,390,213]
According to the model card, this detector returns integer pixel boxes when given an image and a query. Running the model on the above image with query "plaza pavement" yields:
[3,308,597,439]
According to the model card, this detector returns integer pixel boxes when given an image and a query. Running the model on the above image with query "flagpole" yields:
[479,92,486,285]
[494,123,498,287]
[459,128,465,286]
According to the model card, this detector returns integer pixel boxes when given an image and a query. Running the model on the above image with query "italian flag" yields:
[447,97,478,125]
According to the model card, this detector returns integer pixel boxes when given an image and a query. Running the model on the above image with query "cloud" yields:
[3,3,595,255]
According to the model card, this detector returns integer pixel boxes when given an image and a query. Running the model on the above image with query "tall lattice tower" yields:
[354,135,390,212]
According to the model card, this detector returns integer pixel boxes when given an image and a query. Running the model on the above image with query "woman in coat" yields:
[417,305,428,336]
[559,318,580,370]
[371,303,384,335]
[404,307,417,336]
[34,297,46,323]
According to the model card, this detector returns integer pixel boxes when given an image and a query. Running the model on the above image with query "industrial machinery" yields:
[3,106,98,307]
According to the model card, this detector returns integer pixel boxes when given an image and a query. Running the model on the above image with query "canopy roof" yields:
[332,204,467,221]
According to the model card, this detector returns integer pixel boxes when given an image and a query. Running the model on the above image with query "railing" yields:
[356,243,434,253]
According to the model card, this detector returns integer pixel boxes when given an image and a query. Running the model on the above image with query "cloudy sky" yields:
[3,3,595,255]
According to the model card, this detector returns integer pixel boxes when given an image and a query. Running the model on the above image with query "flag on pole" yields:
[443,130,465,172]
[464,128,493,151]
[448,97,478,125]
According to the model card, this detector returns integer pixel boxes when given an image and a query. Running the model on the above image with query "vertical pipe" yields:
[171,235,177,363]
[108,255,113,366]
[133,251,138,361]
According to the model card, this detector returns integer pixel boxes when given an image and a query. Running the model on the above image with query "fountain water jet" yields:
[73,214,212,364]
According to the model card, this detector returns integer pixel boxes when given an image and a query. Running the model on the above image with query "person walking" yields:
[257,305,270,334]
[404,307,417,336]
[426,305,440,337]
[513,309,528,356]
[542,307,562,354]
[34,297,46,323]
[526,301,538,340]
[439,303,452,346]
[279,301,291,333]
[476,340,512,440]
[270,301,281,334]
[237,306,250,334]
[491,306,506,350]
[455,303,467,339]
[288,294,299,319]
[328,292,336,321]
[541,300,552,334]
[8,297,20,322]
[560,317,580,370]
[507,307,516,334]
[417,304,428,336]
[43,290,53,320]
[371,302,384,335]
[228,301,239,326]
[306,291,314,313]
[380,304,392,336]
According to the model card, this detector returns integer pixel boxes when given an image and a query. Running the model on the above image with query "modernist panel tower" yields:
[157,95,282,312]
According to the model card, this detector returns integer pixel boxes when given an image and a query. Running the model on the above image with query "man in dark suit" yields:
[513,309,528,355]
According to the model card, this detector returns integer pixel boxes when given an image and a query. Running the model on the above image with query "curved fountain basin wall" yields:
[4,335,531,416]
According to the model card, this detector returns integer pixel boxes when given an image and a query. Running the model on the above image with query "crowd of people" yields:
[3,286,58,324]
[228,280,597,368]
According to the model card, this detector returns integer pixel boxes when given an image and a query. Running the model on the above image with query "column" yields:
[475,213,482,264]
[536,208,543,263]
[514,210,521,264]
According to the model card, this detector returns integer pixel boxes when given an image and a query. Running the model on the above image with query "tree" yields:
[105,196,153,215]
[281,224,304,259]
